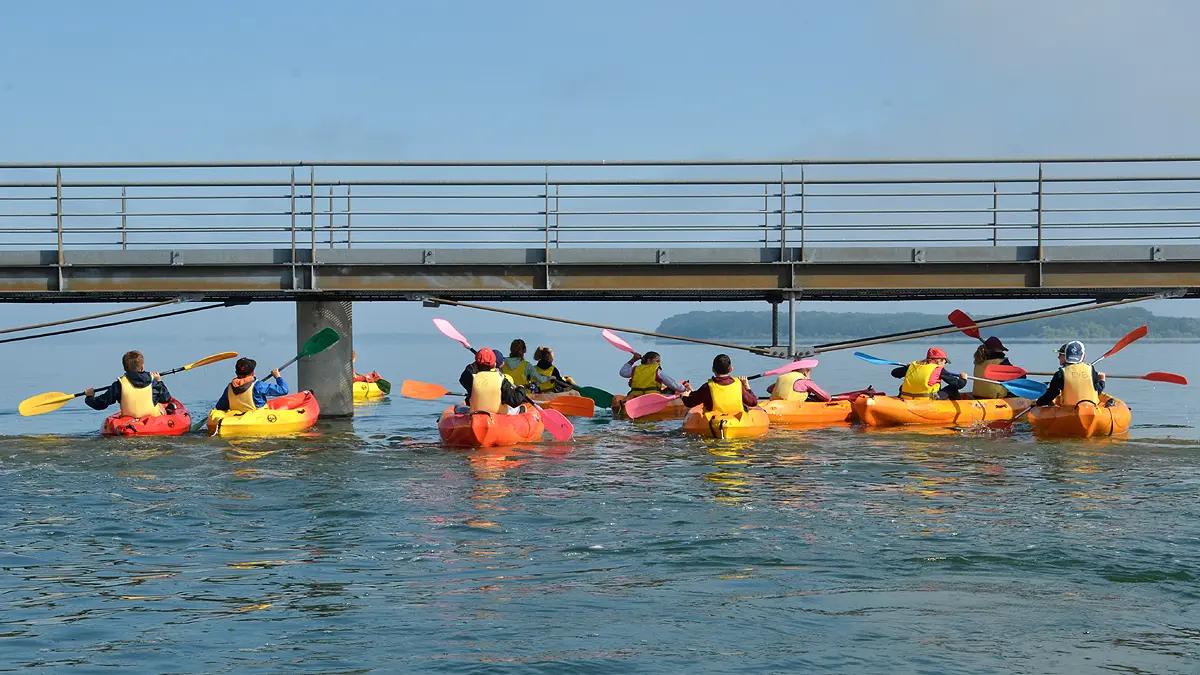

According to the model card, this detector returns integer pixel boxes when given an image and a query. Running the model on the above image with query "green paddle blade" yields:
[574,386,614,408]
[300,328,341,357]
[376,378,392,395]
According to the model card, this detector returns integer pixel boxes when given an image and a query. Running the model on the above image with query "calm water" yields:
[1,334,1198,673]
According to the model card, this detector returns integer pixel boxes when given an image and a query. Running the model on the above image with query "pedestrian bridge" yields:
[0,156,1197,303]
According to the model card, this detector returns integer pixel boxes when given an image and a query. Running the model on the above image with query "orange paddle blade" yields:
[400,380,454,400]
[544,396,596,418]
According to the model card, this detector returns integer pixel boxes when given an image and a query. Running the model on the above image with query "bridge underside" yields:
[0,245,1196,302]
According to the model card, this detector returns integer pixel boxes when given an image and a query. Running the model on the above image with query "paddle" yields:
[851,351,1047,399]
[555,378,615,408]
[601,329,636,354]
[267,328,341,380]
[984,364,1187,385]
[375,377,392,395]
[431,319,574,440]
[948,310,984,342]
[18,351,239,417]
[1091,325,1148,366]
[623,359,817,420]
[400,379,596,417]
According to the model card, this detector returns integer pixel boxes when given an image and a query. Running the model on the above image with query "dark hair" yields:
[122,350,144,373]
[641,351,660,364]
[712,354,732,375]
[973,344,1006,364]
[533,346,553,362]
[509,339,527,358]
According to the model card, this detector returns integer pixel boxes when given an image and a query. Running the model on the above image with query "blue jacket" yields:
[85,371,171,410]
[214,377,289,411]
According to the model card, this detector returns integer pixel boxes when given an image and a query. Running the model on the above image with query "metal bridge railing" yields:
[0,158,1198,259]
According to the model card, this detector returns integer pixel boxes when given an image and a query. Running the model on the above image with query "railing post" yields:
[290,168,297,289]
[56,168,63,265]
[328,184,335,250]
[544,166,551,289]
[346,185,352,249]
[797,165,804,261]
[121,186,127,251]
[992,181,998,246]
[310,167,317,290]
[1036,163,1044,259]
[763,181,769,248]
[780,165,788,261]
[554,183,561,248]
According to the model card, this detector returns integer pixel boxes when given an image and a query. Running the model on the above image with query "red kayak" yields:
[101,398,192,437]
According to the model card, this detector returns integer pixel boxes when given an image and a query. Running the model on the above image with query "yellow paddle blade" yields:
[183,351,239,370]
[18,392,76,417]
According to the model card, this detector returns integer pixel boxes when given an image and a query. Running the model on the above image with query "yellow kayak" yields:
[206,392,321,437]
[353,380,387,401]
[682,407,770,440]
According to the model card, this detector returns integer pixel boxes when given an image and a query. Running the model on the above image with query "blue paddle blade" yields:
[1003,377,1048,399]
[853,352,905,367]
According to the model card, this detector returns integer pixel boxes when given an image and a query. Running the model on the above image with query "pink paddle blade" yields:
[601,329,636,354]
[535,405,574,441]
[433,318,472,350]
[762,358,818,377]
[623,393,679,419]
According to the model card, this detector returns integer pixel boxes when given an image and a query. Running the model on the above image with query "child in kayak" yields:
[500,339,551,392]
[351,350,382,383]
[1034,341,1106,407]
[767,366,830,402]
[85,350,174,417]
[456,348,528,414]
[891,347,968,400]
[620,350,687,397]
[682,354,757,413]
[532,346,575,394]
[213,357,288,412]
[972,337,1018,398]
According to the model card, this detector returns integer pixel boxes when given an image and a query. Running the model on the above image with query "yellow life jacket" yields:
[534,363,557,393]
[226,378,258,413]
[119,375,161,418]
[629,363,663,396]
[972,358,1008,398]
[500,359,530,387]
[771,371,809,402]
[1061,363,1099,406]
[900,362,942,399]
[469,370,504,413]
[709,378,744,414]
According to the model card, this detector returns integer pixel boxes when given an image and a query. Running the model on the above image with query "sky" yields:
[1,0,1198,337]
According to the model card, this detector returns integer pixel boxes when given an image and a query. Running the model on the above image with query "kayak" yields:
[853,394,1033,427]
[438,406,545,447]
[682,406,770,440]
[612,394,689,421]
[529,390,582,403]
[759,398,856,427]
[1029,395,1131,438]
[206,391,321,437]
[353,372,387,401]
[101,398,191,437]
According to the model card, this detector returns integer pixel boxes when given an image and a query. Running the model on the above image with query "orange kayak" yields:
[101,398,192,437]
[759,398,856,427]
[529,391,582,402]
[438,407,545,447]
[612,394,689,421]
[682,407,770,439]
[854,394,1033,427]
[1029,395,1131,438]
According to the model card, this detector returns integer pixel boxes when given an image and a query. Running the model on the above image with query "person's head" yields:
[533,346,554,364]
[122,350,145,373]
[475,348,497,370]
[1060,340,1085,365]
[974,337,1008,364]
[641,351,661,365]
[352,350,357,363]
[235,357,257,378]
[796,367,811,378]
[924,347,950,366]
[712,353,733,376]
[509,339,526,358]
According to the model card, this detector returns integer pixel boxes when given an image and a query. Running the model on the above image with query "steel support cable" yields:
[0,298,182,336]
[0,300,250,345]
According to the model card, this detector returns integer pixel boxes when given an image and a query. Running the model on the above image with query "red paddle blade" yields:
[544,396,596,417]
[400,380,453,400]
[1143,371,1188,385]
[601,329,636,354]
[983,364,1028,381]
[761,358,819,378]
[1101,325,1148,359]
[623,393,677,419]
[948,310,982,341]
[536,405,574,441]
[432,318,472,350]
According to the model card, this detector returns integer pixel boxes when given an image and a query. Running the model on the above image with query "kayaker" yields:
[972,336,1017,398]
[619,350,688,397]
[500,339,551,392]
[891,347,968,400]
[767,367,831,402]
[532,346,575,393]
[1035,341,1106,407]
[212,357,288,412]
[681,354,758,413]
[351,350,380,383]
[84,350,174,417]
[456,348,528,414]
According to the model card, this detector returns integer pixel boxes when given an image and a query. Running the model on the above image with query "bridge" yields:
[2,156,1197,414]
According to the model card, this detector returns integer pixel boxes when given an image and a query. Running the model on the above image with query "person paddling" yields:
[620,350,687,397]
[85,350,174,417]
[682,354,758,413]
[972,337,1020,398]
[766,366,831,402]
[891,347,968,400]
[500,339,551,392]
[213,357,288,412]
[532,346,575,393]
[1034,341,1106,407]
[456,348,528,414]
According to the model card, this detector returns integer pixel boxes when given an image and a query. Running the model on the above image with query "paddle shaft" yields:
[78,359,212,398]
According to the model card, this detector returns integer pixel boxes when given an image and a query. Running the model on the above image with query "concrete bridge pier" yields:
[296,300,354,417]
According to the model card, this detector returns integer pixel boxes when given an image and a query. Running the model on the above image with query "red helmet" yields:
[475,348,496,367]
